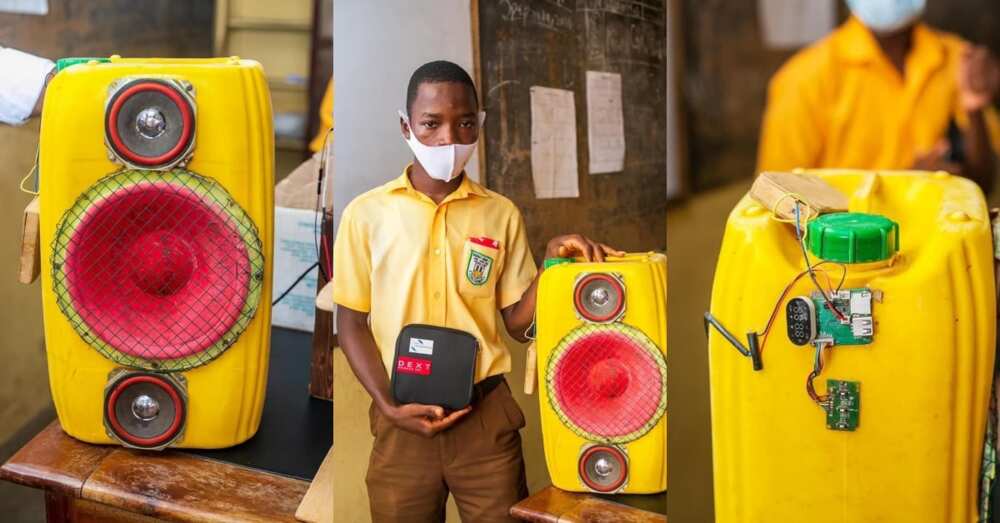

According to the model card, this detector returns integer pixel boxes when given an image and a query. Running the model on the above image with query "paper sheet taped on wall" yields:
[586,71,625,174]
[272,206,320,332]
[757,0,835,50]
[530,86,579,199]
[0,0,47,15]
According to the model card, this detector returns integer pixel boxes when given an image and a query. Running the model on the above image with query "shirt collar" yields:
[834,17,945,72]
[386,163,490,201]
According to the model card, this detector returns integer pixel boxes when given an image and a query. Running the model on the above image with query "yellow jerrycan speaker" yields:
[535,252,667,494]
[37,56,274,450]
[706,170,995,522]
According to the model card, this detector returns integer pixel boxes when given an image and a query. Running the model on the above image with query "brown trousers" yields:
[366,379,528,522]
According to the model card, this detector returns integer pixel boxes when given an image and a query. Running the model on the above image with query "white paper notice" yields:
[758,0,835,50]
[0,0,48,15]
[530,86,579,199]
[586,71,625,174]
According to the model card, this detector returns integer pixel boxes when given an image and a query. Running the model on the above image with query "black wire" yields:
[795,202,847,321]
[703,312,751,357]
[314,184,329,282]
[313,133,332,283]
[314,213,329,282]
[272,261,320,306]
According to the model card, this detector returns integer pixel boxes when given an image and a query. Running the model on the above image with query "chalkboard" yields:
[0,0,213,59]
[477,0,667,260]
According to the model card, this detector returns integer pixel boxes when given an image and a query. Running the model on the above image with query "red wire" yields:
[758,262,843,356]
[320,235,333,277]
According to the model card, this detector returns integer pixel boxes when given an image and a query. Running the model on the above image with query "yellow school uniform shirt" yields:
[758,17,1000,173]
[332,166,538,383]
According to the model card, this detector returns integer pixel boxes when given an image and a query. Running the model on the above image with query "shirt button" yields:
[434,248,441,256]
[434,291,441,299]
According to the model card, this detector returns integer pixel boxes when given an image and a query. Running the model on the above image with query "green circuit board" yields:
[812,289,874,346]
[826,379,860,431]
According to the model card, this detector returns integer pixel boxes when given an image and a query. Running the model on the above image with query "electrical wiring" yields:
[806,340,831,407]
[272,261,320,306]
[19,147,40,195]
[794,201,848,322]
[757,261,845,356]
[706,195,848,372]
[313,128,333,282]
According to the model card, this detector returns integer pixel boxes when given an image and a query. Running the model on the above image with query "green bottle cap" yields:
[55,57,110,72]
[807,212,899,263]
[543,257,575,269]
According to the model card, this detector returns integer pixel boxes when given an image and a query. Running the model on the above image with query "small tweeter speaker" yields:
[105,78,195,169]
[579,444,629,493]
[104,370,187,450]
[574,273,626,323]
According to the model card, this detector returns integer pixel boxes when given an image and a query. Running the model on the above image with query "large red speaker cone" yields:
[547,324,666,443]
[52,170,265,371]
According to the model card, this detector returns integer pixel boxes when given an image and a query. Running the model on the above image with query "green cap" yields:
[55,57,110,72]
[543,257,575,269]
[807,212,899,263]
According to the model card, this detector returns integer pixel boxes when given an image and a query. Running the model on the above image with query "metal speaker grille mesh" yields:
[51,169,265,371]
[546,322,666,444]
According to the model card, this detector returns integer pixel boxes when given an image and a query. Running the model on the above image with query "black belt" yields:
[471,374,504,404]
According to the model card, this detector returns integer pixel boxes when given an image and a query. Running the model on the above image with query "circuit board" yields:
[812,289,874,346]
[826,379,860,431]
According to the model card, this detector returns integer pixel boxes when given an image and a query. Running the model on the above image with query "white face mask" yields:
[399,109,484,182]
[846,0,925,35]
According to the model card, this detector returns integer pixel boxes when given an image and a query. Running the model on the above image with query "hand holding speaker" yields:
[547,234,625,263]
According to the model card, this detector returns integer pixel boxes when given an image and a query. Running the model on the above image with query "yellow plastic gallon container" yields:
[707,170,995,522]
[536,252,667,494]
[38,56,274,449]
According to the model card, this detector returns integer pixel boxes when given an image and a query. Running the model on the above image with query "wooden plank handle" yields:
[524,342,537,395]
[18,196,40,285]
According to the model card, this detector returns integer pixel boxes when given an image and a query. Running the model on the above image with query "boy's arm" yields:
[501,234,624,342]
[956,44,999,193]
[337,305,470,437]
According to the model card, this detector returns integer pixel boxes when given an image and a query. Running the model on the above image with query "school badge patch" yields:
[466,250,493,286]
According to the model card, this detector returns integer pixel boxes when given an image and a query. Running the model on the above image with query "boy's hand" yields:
[912,138,962,175]
[546,234,625,263]
[385,403,472,437]
[958,44,1000,112]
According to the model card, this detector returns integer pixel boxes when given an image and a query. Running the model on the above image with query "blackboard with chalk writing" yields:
[476,0,667,260]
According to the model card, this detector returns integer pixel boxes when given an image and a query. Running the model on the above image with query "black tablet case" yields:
[391,324,480,410]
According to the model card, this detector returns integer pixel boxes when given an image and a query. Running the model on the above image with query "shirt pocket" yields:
[458,237,504,299]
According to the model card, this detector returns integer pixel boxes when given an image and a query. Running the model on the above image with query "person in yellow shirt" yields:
[333,60,622,522]
[308,78,333,153]
[757,0,1000,192]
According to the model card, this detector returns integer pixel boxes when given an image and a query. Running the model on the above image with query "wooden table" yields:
[0,328,332,522]
[1,421,309,522]
[511,486,666,523]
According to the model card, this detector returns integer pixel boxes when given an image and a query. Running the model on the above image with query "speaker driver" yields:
[574,273,625,323]
[104,371,186,450]
[105,79,195,169]
[578,445,628,493]
[51,169,265,371]
[547,323,667,443]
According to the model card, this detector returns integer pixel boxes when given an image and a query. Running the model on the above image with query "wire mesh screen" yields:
[546,322,667,444]
[51,169,265,372]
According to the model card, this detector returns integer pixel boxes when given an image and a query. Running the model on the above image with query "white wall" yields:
[333,0,478,233]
